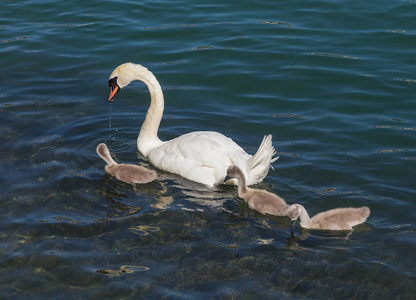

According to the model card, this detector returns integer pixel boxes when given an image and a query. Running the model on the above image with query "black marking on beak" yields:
[108,77,120,102]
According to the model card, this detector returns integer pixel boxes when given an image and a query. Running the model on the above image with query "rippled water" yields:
[1,0,415,298]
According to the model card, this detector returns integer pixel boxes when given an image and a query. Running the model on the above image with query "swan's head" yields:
[108,62,145,102]
[287,204,302,230]
[224,164,243,183]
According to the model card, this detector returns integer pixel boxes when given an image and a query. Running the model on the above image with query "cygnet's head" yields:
[96,143,110,157]
[287,204,302,230]
[287,204,302,220]
[108,62,146,102]
[224,164,243,182]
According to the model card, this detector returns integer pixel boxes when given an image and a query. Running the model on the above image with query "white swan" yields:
[287,204,370,231]
[97,143,157,184]
[224,165,289,216]
[108,62,278,187]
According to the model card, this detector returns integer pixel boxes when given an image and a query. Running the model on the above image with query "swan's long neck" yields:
[135,67,165,157]
[297,205,312,228]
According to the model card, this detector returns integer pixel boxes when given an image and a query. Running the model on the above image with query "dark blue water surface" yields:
[1,0,415,298]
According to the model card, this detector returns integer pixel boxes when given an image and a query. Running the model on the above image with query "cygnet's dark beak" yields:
[224,175,231,183]
[290,220,296,231]
[108,77,120,102]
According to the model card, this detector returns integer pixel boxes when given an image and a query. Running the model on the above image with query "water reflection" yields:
[98,177,173,220]
[97,265,149,276]
[129,225,160,236]
[289,222,371,248]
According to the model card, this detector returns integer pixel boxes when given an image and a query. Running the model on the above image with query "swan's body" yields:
[287,204,370,231]
[96,143,157,184]
[108,62,278,187]
[224,165,288,216]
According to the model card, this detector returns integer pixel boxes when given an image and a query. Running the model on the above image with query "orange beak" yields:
[109,85,119,102]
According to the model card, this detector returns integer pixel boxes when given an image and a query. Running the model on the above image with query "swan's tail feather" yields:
[246,135,278,185]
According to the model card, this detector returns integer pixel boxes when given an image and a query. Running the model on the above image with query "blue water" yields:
[1,0,415,298]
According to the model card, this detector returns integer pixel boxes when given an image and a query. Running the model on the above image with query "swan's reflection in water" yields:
[150,168,232,211]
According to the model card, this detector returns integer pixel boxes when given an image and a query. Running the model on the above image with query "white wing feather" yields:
[147,131,251,186]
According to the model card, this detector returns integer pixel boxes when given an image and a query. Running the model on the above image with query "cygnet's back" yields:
[96,143,157,184]
[244,188,289,216]
[288,204,370,230]
[311,206,370,230]
[225,164,288,216]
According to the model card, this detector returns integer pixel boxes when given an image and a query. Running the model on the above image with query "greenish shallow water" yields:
[1,0,415,298]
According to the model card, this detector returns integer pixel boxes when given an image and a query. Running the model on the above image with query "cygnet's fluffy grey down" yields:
[287,203,370,231]
[224,164,289,216]
[96,143,156,184]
